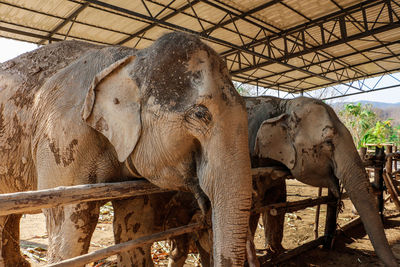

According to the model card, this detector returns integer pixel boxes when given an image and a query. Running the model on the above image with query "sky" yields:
[1,37,399,104]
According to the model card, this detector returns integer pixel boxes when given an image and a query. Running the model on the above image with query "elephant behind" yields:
[0,32,253,266]
[122,96,398,267]
[249,96,398,267]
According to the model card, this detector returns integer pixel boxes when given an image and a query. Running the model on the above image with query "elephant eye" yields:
[185,105,212,128]
[322,140,334,151]
[193,105,212,123]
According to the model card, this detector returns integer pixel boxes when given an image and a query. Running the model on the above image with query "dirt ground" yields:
[20,179,400,266]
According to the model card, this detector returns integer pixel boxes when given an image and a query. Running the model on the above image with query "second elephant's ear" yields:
[254,114,296,169]
[82,55,141,162]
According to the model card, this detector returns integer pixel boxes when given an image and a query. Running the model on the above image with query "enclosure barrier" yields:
[382,144,400,212]
[0,157,391,266]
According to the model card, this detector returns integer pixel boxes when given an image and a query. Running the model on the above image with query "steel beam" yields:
[38,2,90,45]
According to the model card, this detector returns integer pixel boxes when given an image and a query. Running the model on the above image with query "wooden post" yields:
[323,189,338,249]
[358,147,367,161]
[375,146,385,220]
[314,187,322,239]
[394,145,398,172]
[386,144,393,177]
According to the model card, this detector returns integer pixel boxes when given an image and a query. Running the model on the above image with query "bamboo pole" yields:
[48,222,205,267]
[0,180,170,216]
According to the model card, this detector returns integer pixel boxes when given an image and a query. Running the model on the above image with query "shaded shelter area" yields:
[0,0,399,98]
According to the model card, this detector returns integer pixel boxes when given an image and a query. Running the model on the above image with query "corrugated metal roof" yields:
[0,0,399,94]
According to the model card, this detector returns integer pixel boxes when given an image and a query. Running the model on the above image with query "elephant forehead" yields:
[133,32,241,111]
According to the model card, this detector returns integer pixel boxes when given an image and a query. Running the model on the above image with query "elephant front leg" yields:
[43,202,100,264]
[113,197,155,267]
[168,235,189,267]
[0,215,30,267]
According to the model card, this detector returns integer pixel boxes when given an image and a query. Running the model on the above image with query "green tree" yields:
[339,103,400,147]
[339,103,378,147]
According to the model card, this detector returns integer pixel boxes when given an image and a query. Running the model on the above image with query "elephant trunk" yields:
[199,121,253,266]
[334,140,398,267]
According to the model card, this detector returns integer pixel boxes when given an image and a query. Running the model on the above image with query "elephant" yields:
[248,96,397,266]
[0,32,253,266]
[119,96,398,267]
[113,166,289,267]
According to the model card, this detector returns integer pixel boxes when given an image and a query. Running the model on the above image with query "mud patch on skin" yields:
[49,141,61,164]
[131,32,238,112]
[0,104,5,137]
[6,116,26,149]
[95,117,109,132]
[9,86,34,109]
[48,139,78,167]
[132,223,141,233]
[124,212,134,229]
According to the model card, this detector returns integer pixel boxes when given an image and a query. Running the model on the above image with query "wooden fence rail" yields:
[0,180,169,216]
[0,167,288,216]
[48,222,205,267]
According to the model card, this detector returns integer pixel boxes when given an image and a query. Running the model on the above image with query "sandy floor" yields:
[20,180,400,266]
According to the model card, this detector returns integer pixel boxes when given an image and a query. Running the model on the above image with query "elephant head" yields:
[82,33,252,266]
[252,96,397,266]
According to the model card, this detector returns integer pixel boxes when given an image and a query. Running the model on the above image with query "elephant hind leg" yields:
[0,214,30,267]
[262,179,287,255]
[43,201,101,264]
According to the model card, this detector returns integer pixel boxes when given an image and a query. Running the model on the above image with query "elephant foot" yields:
[265,243,285,256]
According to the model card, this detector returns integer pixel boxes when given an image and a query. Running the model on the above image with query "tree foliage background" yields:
[338,103,400,147]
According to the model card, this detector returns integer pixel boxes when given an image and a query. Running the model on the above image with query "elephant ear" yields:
[81,55,141,162]
[254,113,296,169]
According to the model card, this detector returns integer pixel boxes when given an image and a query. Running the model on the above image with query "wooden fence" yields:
[0,150,394,266]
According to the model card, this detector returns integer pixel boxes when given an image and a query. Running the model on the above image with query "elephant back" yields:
[0,41,101,108]
[244,96,282,156]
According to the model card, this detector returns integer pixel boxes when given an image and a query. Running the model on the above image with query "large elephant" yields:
[122,96,398,267]
[249,96,398,266]
[0,32,253,266]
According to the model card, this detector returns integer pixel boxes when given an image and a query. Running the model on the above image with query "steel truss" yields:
[82,0,400,97]
[245,71,400,101]
[0,0,399,99]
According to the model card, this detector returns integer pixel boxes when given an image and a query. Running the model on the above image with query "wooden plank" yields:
[383,172,400,211]
[48,222,205,267]
[0,180,170,216]
[259,236,326,266]
[252,195,335,215]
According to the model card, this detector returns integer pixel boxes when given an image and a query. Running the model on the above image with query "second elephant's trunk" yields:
[334,136,398,267]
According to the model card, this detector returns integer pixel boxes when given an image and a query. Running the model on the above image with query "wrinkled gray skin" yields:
[114,170,287,267]
[0,32,253,266]
[125,96,398,267]
[249,96,398,267]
